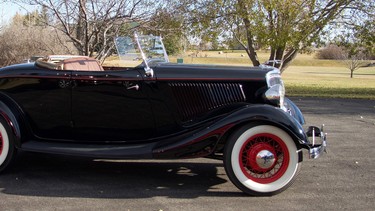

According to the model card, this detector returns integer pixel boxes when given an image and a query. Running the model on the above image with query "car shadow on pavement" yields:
[0,152,245,199]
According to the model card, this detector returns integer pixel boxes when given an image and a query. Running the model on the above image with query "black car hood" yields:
[152,63,272,81]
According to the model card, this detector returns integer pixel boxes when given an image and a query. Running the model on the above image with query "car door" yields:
[70,69,155,142]
[1,68,73,140]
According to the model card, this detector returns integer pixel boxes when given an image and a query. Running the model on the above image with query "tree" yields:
[138,3,187,55]
[19,0,157,62]
[335,1,375,59]
[354,19,375,59]
[333,35,371,78]
[315,44,346,60]
[340,52,367,78]
[0,14,77,67]
[315,43,369,78]
[179,0,371,72]
[10,9,48,26]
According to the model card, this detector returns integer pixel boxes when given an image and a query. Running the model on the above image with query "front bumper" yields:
[305,125,327,159]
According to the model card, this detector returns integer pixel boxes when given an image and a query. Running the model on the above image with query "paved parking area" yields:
[0,97,374,210]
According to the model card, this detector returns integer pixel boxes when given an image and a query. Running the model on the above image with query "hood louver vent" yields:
[169,82,246,121]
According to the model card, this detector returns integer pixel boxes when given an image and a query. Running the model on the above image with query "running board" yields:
[21,140,155,159]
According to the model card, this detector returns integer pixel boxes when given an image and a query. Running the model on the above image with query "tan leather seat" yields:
[62,57,104,71]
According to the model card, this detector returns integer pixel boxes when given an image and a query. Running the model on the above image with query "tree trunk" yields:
[280,48,298,73]
[77,0,87,56]
[275,48,284,60]
[267,47,285,69]
[243,18,260,67]
[237,0,260,66]
[77,8,84,54]
[269,49,275,61]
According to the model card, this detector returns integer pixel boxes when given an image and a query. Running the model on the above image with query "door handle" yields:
[127,84,140,90]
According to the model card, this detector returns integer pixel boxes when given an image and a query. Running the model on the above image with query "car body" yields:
[0,34,326,196]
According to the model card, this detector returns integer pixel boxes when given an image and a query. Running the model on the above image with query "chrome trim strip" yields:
[239,84,247,100]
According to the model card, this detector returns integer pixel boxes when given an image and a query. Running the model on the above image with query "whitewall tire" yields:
[0,118,16,173]
[224,124,301,196]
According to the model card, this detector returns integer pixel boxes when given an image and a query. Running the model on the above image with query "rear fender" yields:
[0,94,25,147]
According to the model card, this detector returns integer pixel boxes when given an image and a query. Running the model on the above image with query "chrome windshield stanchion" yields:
[114,32,170,78]
[134,32,154,77]
[306,125,327,159]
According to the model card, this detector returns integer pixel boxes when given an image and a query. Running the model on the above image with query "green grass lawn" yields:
[283,66,375,99]
[105,51,375,99]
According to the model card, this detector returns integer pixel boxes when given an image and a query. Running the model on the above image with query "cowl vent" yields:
[169,82,246,121]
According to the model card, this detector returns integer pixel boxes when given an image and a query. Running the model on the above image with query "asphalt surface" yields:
[0,97,374,211]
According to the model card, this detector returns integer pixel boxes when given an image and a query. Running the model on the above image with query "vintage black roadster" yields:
[0,34,326,195]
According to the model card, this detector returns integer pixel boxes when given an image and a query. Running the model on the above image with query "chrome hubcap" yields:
[255,150,276,169]
[240,133,290,183]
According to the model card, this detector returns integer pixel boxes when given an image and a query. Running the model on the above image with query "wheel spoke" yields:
[239,133,290,183]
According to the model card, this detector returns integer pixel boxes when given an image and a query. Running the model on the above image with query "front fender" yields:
[284,97,305,125]
[153,104,308,159]
[218,104,307,144]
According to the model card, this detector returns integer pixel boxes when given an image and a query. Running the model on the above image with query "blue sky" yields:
[0,2,39,26]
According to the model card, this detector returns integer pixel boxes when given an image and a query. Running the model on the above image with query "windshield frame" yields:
[114,33,169,77]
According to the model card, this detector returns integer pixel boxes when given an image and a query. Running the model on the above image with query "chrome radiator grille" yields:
[169,82,246,120]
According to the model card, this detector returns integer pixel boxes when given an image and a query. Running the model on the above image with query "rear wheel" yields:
[0,118,16,173]
[224,124,300,196]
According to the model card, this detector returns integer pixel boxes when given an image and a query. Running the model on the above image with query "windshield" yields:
[114,34,169,68]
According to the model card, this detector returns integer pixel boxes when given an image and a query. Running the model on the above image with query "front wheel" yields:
[224,125,301,196]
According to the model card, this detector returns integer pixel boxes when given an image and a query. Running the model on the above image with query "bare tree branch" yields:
[18,0,155,60]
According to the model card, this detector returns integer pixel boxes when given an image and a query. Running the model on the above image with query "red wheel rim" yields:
[239,133,290,184]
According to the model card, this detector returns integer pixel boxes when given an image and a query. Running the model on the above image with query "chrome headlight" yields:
[265,68,286,110]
